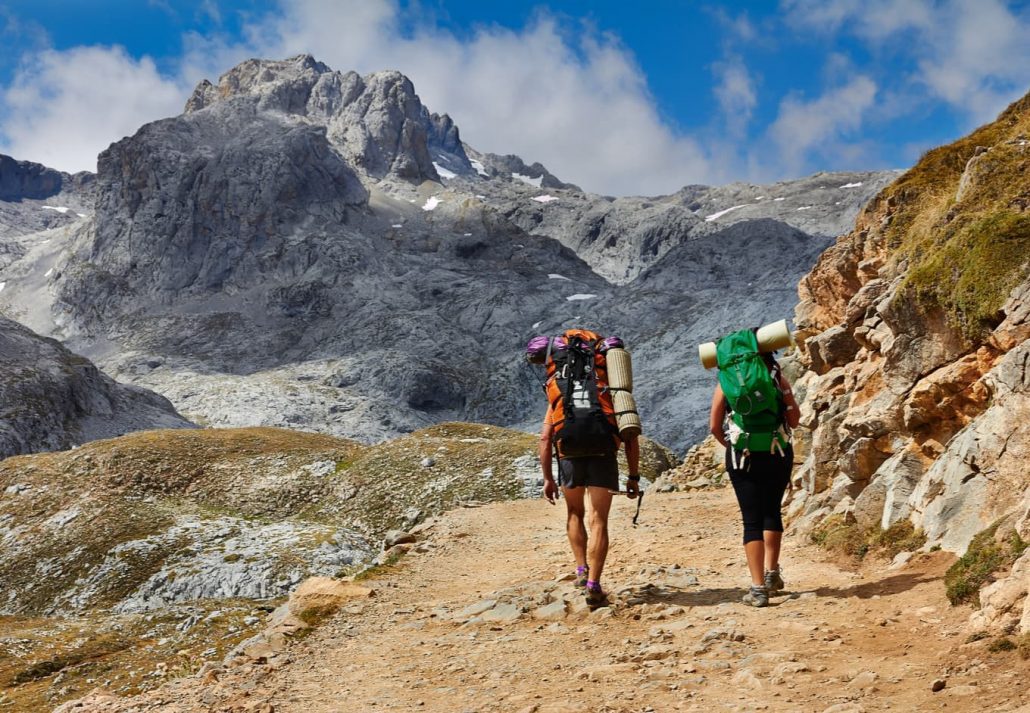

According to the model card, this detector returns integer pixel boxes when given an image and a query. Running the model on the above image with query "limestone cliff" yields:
[789,91,1030,635]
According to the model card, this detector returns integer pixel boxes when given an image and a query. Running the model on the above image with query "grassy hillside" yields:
[883,92,1030,339]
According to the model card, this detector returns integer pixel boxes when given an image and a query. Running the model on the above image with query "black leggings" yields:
[726,446,793,544]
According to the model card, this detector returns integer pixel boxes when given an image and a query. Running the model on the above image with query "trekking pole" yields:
[607,487,645,525]
[632,489,644,526]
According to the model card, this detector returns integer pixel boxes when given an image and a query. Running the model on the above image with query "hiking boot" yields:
[574,565,589,589]
[585,582,608,607]
[764,568,785,593]
[742,585,769,608]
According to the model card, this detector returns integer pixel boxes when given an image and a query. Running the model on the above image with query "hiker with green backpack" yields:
[707,327,800,607]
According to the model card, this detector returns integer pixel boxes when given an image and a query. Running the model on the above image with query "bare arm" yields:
[709,383,728,448]
[539,414,554,482]
[624,435,640,477]
[540,406,558,504]
[778,372,801,429]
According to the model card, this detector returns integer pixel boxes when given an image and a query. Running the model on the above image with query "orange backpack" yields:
[544,329,620,458]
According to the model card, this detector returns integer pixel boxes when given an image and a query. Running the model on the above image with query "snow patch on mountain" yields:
[513,173,543,188]
[705,204,748,221]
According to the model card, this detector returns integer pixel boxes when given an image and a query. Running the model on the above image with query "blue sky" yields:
[1,0,1028,195]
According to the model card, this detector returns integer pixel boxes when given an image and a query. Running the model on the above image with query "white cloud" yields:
[712,56,757,138]
[0,46,187,172]
[780,0,1030,122]
[768,76,878,175]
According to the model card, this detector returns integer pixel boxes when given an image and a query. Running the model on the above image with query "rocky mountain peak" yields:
[184,54,333,114]
[184,55,470,184]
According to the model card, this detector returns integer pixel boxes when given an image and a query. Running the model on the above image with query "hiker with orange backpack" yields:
[527,330,640,607]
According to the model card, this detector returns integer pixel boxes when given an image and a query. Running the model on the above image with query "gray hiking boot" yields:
[742,585,769,608]
[764,568,785,593]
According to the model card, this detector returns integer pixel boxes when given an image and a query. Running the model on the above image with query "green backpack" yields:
[716,329,788,454]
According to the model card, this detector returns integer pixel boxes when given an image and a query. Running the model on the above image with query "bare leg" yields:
[562,486,587,568]
[744,540,765,587]
[585,486,614,583]
[764,530,782,572]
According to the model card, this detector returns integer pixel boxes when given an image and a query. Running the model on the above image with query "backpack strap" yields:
[539,336,555,393]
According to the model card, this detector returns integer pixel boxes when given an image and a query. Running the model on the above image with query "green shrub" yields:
[1017,634,1030,660]
[945,521,1027,606]
[988,637,1017,653]
[811,516,926,561]
[906,212,1030,339]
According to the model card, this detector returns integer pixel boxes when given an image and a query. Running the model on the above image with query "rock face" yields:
[0,154,95,269]
[0,55,894,452]
[786,91,1030,630]
[0,315,192,458]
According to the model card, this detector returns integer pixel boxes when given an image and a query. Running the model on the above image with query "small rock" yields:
[849,671,878,689]
[947,685,978,696]
[821,704,864,713]
[456,599,497,619]
[633,644,678,662]
[889,551,913,570]
[481,603,523,623]
[531,601,567,621]
[931,678,947,692]
[731,669,764,690]
[420,457,435,467]
[384,530,417,548]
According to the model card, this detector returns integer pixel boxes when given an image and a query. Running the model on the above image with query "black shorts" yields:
[558,454,619,490]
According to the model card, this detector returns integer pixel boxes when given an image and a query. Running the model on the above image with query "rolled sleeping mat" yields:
[699,341,718,370]
[756,319,796,353]
[606,347,633,392]
[613,389,642,439]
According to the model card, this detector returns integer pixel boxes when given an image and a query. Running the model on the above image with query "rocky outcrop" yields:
[787,91,1030,630]
[0,316,192,458]
[0,154,95,242]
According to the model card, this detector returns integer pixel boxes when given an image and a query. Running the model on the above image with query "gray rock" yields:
[384,530,417,548]
[0,316,193,459]
[807,325,861,375]
[481,602,523,622]
[531,600,567,620]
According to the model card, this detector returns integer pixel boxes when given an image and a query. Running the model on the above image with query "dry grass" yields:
[0,603,267,711]
[811,516,927,561]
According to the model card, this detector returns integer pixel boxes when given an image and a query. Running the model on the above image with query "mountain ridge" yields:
[0,54,896,453]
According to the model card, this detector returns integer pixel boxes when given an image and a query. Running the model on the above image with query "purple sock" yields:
[576,565,588,575]
[586,579,600,590]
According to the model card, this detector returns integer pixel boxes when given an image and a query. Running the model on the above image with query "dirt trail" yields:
[66,488,1030,713]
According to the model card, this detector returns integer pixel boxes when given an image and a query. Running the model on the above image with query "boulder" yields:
[287,577,374,622]
[807,325,861,375]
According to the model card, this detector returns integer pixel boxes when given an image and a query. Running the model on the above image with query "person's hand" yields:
[626,477,640,499]
[543,477,558,505]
